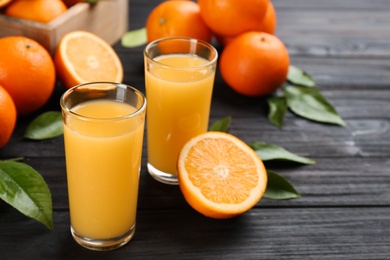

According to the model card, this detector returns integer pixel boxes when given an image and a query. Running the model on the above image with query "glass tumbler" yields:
[144,36,218,185]
[60,82,146,251]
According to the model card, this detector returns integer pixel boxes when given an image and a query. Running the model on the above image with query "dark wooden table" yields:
[1,0,390,259]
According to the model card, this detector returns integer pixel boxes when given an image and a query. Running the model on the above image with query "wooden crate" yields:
[0,0,128,54]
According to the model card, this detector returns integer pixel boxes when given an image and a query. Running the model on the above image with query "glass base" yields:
[71,224,135,251]
[147,162,178,185]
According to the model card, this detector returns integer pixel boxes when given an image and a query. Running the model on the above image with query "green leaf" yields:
[0,160,53,229]
[209,116,232,132]
[248,141,315,164]
[283,86,346,126]
[24,111,63,140]
[267,96,287,129]
[121,28,147,48]
[264,170,301,200]
[287,65,316,87]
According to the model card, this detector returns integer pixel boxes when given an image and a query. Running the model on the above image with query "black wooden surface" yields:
[1,0,390,259]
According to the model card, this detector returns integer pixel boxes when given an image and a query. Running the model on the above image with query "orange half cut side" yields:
[54,31,123,89]
[178,131,268,219]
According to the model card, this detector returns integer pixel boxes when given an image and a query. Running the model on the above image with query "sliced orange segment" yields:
[178,131,267,219]
[54,31,123,89]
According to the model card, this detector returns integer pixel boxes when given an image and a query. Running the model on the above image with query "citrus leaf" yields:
[0,160,53,229]
[209,116,232,132]
[287,65,316,87]
[121,28,147,48]
[24,111,63,140]
[267,96,287,129]
[283,86,346,126]
[264,170,301,200]
[248,141,315,164]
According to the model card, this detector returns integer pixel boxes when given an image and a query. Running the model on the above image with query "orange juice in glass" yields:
[144,37,218,185]
[60,82,146,251]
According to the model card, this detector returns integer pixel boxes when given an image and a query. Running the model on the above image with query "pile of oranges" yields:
[145,0,290,97]
[0,1,123,149]
[0,33,123,149]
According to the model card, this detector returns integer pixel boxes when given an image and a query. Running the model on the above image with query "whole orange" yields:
[0,36,56,116]
[5,0,67,23]
[220,31,290,97]
[0,85,17,149]
[216,1,277,46]
[146,0,213,43]
[198,0,269,36]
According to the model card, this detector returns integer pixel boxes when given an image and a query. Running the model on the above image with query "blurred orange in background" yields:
[198,0,269,36]
[5,0,67,23]
[215,1,277,46]
[146,0,213,43]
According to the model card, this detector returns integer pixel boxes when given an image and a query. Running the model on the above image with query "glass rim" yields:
[144,36,218,70]
[60,82,147,121]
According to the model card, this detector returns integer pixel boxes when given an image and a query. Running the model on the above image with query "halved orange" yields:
[54,31,123,89]
[178,131,267,219]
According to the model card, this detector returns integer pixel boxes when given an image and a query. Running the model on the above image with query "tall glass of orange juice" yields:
[144,37,218,185]
[60,82,146,251]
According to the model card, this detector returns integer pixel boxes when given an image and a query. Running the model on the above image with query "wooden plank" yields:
[273,1,390,59]
[273,0,390,10]
[2,113,389,159]
[0,207,389,259]
[4,156,386,211]
[1,85,389,157]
